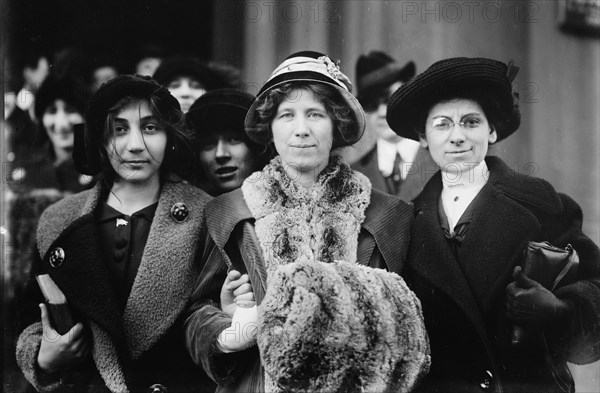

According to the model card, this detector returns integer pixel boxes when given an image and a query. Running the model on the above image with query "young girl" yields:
[16,74,215,393]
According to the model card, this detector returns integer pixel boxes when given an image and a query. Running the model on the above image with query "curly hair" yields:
[98,95,195,185]
[248,81,359,150]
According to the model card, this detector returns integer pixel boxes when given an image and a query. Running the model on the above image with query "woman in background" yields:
[153,55,240,113]
[186,88,271,195]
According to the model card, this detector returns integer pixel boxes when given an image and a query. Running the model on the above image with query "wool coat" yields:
[184,186,415,393]
[16,179,215,393]
[404,156,600,393]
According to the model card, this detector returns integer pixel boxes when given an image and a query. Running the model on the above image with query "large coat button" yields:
[170,202,189,222]
[49,247,65,268]
[147,384,167,393]
[479,369,493,390]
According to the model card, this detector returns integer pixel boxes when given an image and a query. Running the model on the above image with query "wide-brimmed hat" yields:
[356,51,415,103]
[386,57,520,142]
[186,88,254,135]
[244,51,366,146]
[79,74,181,175]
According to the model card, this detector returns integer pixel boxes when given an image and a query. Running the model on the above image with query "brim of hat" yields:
[358,61,416,94]
[387,59,516,142]
[187,102,248,133]
[244,72,366,146]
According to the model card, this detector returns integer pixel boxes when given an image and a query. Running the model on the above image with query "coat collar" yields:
[37,180,211,359]
[484,156,562,214]
[362,189,413,274]
[205,187,413,302]
[205,189,268,302]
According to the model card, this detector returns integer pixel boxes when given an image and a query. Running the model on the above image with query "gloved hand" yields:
[220,270,255,318]
[506,266,573,328]
[216,303,258,353]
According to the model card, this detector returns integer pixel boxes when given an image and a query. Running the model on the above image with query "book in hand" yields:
[36,274,76,335]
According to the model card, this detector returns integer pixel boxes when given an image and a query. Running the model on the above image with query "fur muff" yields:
[258,258,430,392]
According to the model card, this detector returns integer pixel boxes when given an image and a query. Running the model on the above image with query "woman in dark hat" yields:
[186,88,271,195]
[16,74,215,393]
[153,55,240,113]
[8,74,93,194]
[184,51,430,393]
[7,75,93,326]
[387,57,600,393]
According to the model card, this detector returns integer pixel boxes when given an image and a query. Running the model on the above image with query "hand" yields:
[220,270,255,318]
[37,304,91,373]
[506,266,573,328]
[217,304,258,353]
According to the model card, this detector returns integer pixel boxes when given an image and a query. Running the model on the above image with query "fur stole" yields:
[242,155,371,276]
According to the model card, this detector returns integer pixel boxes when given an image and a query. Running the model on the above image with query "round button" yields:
[479,369,493,390]
[147,383,167,393]
[49,247,65,268]
[170,202,189,222]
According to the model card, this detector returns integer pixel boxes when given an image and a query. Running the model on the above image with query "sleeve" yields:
[15,249,64,392]
[544,193,600,364]
[183,226,257,386]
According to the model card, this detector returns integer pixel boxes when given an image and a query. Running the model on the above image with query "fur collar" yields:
[242,156,371,277]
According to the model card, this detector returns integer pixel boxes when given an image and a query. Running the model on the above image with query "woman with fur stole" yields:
[185,51,430,393]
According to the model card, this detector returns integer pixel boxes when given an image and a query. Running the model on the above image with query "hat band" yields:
[269,56,348,92]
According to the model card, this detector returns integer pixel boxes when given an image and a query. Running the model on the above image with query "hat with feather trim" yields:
[244,51,366,146]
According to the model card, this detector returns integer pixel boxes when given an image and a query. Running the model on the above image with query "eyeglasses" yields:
[428,115,483,132]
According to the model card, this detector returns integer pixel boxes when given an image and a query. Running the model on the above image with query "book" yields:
[36,274,76,335]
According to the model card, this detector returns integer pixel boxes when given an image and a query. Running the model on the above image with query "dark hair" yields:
[249,81,359,150]
[412,92,510,144]
[98,95,195,186]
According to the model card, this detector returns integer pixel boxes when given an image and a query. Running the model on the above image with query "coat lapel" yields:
[205,189,268,303]
[409,174,483,322]
[458,184,540,311]
[123,181,210,359]
[37,184,124,342]
[361,190,413,274]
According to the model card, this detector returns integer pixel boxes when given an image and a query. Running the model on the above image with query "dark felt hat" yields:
[79,74,181,175]
[356,51,416,100]
[244,51,366,146]
[386,57,520,142]
[34,74,91,120]
[186,88,254,135]
[153,56,228,90]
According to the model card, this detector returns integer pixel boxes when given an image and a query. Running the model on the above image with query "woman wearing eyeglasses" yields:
[386,57,600,393]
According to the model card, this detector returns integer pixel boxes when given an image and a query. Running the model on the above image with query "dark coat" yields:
[351,145,437,202]
[16,179,215,393]
[404,156,600,393]
[184,187,414,393]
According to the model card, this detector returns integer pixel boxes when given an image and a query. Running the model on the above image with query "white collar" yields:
[441,160,489,191]
[376,138,420,178]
